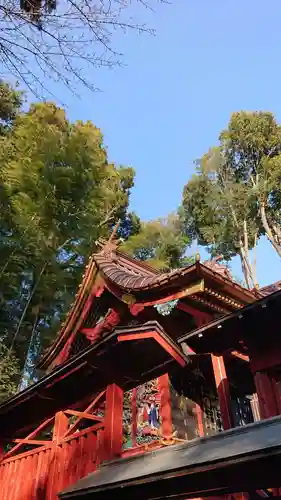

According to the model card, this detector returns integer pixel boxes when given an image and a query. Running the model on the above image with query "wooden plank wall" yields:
[0,425,104,500]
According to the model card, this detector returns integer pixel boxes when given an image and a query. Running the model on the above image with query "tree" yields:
[182,149,259,289]
[0,341,19,402]
[120,213,191,271]
[219,111,281,258]
[0,0,165,97]
[181,111,281,289]
[0,80,23,135]
[0,98,137,379]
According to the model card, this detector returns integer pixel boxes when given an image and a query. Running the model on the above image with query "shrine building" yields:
[1,238,281,500]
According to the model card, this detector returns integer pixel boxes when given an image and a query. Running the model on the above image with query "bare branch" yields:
[0,0,165,97]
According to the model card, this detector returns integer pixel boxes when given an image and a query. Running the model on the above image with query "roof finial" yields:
[95,220,121,257]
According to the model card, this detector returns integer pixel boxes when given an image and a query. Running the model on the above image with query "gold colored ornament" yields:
[121,294,136,305]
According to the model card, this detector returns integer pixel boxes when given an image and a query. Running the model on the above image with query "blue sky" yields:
[38,0,281,286]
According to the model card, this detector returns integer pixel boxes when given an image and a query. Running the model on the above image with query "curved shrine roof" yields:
[93,247,251,296]
[38,244,258,370]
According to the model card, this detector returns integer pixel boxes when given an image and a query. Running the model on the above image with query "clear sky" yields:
[44,0,281,287]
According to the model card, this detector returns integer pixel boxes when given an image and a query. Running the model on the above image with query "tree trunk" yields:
[260,201,281,258]
[239,251,251,289]
[272,223,281,246]
[252,233,259,289]
[18,305,40,391]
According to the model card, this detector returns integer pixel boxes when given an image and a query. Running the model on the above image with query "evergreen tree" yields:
[121,213,191,271]
[0,97,137,385]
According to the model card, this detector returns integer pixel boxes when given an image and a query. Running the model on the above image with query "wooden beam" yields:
[104,384,123,459]
[12,439,51,446]
[64,390,106,438]
[3,415,55,459]
[62,422,104,443]
[131,388,137,447]
[211,354,233,430]
[177,301,211,323]
[64,409,103,422]
[53,411,68,443]
[254,372,279,420]
[158,374,173,437]
[117,331,186,367]
[231,351,249,362]
[195,405,204,437]
[142,280,205,307]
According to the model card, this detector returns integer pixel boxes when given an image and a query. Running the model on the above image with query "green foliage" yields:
[181,111,281,288]
[0,341,20,403]
[121,214,191,271]
[0,81,23,136]
[182,150,258,259]
[219,111,281,257]
[0,92,138,383]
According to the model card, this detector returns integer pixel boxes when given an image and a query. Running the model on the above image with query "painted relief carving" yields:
[123,389,133,449]
[122,379,161,449]
[136,379,161,445]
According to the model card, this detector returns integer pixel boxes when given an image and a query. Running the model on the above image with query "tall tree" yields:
[220,111,281,258]
[0,342,19,402]
[0,99,137,379]
[181,111,281,288]
[182,149,259,289]
[121,213,191,271]
[0,0,166,96]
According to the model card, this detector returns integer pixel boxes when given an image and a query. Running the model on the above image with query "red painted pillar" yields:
[273,378,281,414]
[131,388,137,447]
[254,371,279,419]
[53,411,68,442]
[158,373,173,437]
[47,411,69,500]
[211,354,233,430]
[104,383,123,459]
[195,404,204,437]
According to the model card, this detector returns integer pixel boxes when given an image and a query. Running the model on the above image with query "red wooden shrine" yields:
[0,238,281,499]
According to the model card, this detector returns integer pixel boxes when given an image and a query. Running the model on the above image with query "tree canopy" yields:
[0,342,19,402]
[181,111,281,288]
[120,214,191,271]
[2,83,281,398]
[0,92,137,386]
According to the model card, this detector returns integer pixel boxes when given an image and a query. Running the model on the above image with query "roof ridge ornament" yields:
[95,221,122,258]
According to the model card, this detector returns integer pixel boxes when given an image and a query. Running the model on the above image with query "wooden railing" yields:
[0,393,106,500]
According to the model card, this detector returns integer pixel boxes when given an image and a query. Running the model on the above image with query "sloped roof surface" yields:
[94,247,256,299]
[94,250,194,291]
[260,280,281,297]
[39,244,257,369]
